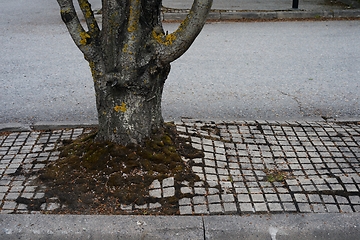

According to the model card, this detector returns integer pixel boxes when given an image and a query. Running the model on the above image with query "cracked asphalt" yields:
[0,0,359,124]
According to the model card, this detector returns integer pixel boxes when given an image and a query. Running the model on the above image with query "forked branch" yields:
[57,0,101,63]
[155,0,213,63]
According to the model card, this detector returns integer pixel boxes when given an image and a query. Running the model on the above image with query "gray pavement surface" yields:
[1,0,360,125]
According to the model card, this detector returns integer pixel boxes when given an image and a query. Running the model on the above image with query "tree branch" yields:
[78,0,101,37]
[155,0,213,63]
[57,0,100,62]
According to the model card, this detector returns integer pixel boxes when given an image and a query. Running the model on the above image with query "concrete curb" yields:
[1,213,359,239]
[162,9,360,21]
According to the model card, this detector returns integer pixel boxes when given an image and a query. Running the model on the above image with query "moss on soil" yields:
[264,169,291,183]
[39,123,203,215]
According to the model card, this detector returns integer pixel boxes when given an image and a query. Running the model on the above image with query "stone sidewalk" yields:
[0,119,359,215]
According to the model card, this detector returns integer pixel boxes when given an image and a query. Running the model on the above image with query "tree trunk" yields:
[94,63,170,145]
[57,0,213,145]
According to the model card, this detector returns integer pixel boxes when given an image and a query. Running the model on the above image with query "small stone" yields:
[163,187,175,198]
[239,203,255,213]
[209,204,224,213]
[221,194,234,203]
[181,187,192,194]
[268,203,283,212]
[193,196,206,205]
[149,202,161,209]
[207,195,221,203]
[254,203,268,212]
[294,194,308,203]
[208,188,219,194]
[47,202,61,211]
[149,189,161,198]
[135,204,148,209]
[121,204,133,210]
[283,203,297,212]
[179,198,191,206]
[194,187,206,195]
[149,179,161,189]
[298,203,312,213]
[194,205,208,214]
[237,194,251,203]
[223,203,237,213]
[162,177,174,188]
[179,205,192,215]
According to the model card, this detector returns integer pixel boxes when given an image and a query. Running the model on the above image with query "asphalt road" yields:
[1,0,359,124]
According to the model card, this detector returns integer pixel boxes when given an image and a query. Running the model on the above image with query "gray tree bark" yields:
[57,0,213,145]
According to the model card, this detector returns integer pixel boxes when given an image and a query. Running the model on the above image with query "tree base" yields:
[37,123,204,215]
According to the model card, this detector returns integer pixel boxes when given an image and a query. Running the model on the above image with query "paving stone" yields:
[298,203,312,213]
[180,187,192,194]
[192,166,203,173]
[344,184,358,192]
[208,188,220,196]
[339,204,354,213]
[119,204,132,211]
[135,204,148,209]
[221,194,235,203]
[335,196,349,204]
[2,201,17,210]
[223,202,238,213]
[149,203,162,209]
[238,203,254,213]
[311,204,327,213]
[235,188,248,194]
[237,194,251,203]
[162,177,174,188]
[207,195,221,204]
[17,203,28,211]
[349,196,360,204]
[254,203,268,212]
[5,192,20,200]
[193,196,206,205]
[194,205,209,214]
[283,202,297,212]
[149,189,161,198]
[46,202,61,211]
[308,194,322,203]
[353,205,360,212]
[209,204,224,213]
[149,179,161,189]
[294,194,308,203]
[289,185,303,192]
[268,203,283,212]
[0,186,9,193]
[179,198,191,206]
[251,194,264,202]
[194,187,206,195]
[163,187,175,198]
[265,194,279,202]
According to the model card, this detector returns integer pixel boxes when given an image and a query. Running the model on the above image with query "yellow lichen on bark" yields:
[80,31,91,45]
[79,0,92,19]
[114,102,127,113]
[152,31,177,46]
[127,5,139,32]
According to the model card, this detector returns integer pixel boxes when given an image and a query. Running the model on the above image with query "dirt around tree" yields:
[36,123,204,215]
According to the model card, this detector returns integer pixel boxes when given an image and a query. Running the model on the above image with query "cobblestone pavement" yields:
[0,120,359,215]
